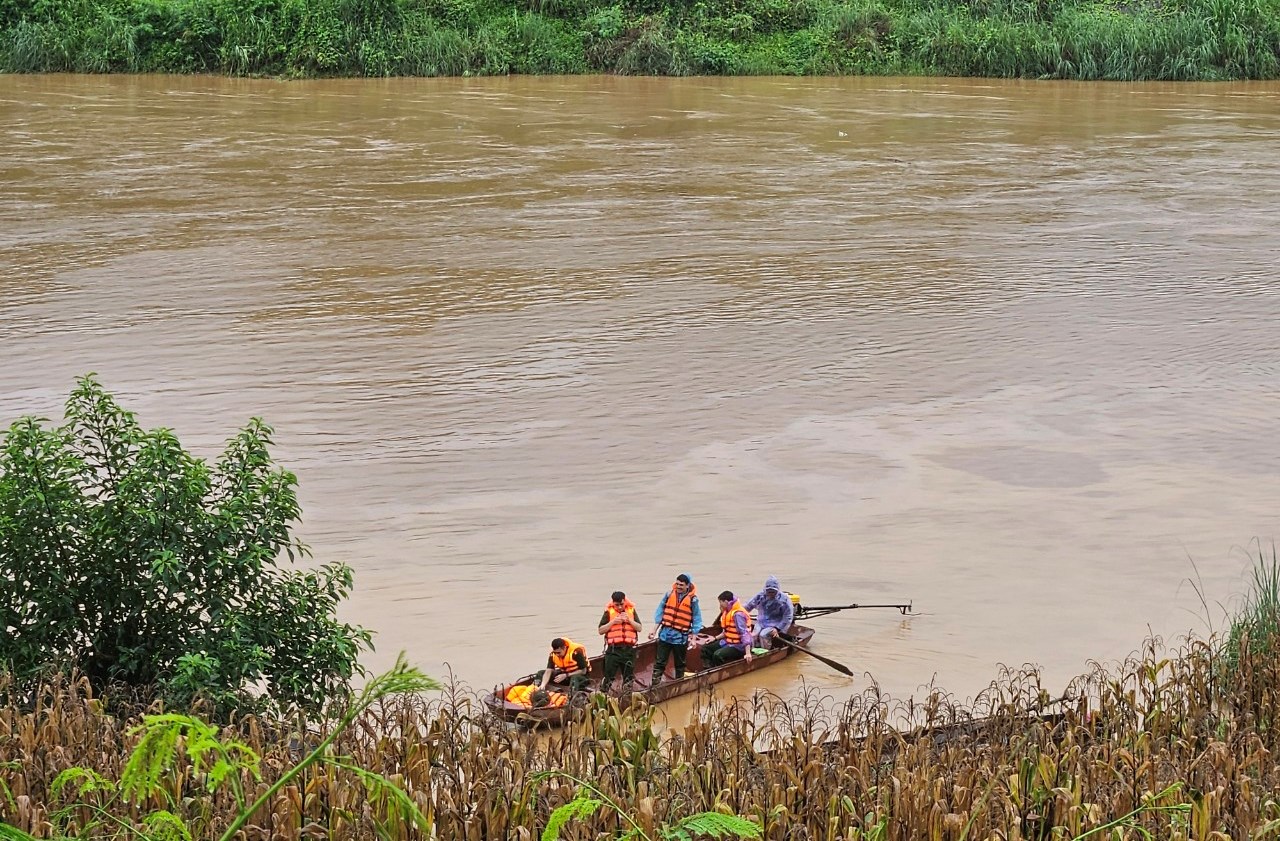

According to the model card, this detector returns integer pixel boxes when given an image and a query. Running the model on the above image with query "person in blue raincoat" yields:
[744,574,794,648]
[649,573,702,683]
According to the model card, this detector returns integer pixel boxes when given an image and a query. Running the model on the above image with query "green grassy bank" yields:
[1,0,1278,78]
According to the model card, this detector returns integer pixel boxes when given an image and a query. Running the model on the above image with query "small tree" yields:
[0,375,372,716]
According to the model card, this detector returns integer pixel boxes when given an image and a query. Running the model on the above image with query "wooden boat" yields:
[484,624,817,728]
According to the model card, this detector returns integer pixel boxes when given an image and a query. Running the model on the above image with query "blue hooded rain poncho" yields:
[744,575,794,640]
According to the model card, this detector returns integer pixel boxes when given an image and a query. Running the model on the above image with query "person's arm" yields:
[780,595,795,628]
[690,597,703,634]
[540,656,554,688]
[735,612,753,655]
[598,611,613,636]
[628,609,642,632]
[573,649,589,673]
[744,592,761,612]
[650,597,665,639]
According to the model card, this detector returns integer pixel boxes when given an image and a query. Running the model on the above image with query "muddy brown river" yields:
[2,74,1278,709]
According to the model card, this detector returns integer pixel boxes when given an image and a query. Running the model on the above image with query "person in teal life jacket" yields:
[705,590,754,666]
[649,573,702,684]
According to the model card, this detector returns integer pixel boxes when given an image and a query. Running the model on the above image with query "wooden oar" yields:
[775,635,854,677]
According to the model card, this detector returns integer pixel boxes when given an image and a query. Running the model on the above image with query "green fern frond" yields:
[141,810,195,841]
[121,713,262,803]
[542,795,604,841]
[666,811,762,839]
[203,740,262,791]
[177,716,257,778]
[51,766,114,799]
[122,715,198,803]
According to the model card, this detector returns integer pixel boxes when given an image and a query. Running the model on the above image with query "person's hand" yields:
[648,630,657,640]
[745,649,753,663]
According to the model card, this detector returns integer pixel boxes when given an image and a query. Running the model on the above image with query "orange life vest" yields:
[551,639,586,674]
[505,685,536,706]
[504,685,568,708]
[720,600,752,647]
[605,599,638,646]
[660,584,697,632]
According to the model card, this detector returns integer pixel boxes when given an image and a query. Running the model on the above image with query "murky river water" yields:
[3,74,1279,709]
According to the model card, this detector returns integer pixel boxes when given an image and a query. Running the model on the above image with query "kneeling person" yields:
[706,591,754,666]
[538,637,590,692]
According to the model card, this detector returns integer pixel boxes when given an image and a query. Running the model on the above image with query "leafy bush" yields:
[418,0,485,28]
[673,29,740,72]
[0,375,372,718]
[615,13,673,73]
[825,0,893,46]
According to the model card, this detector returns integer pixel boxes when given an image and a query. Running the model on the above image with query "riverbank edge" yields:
[3,0,1279,80]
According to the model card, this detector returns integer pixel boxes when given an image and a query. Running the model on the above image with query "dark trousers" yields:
[602,645,636,691]
[536,669,589,692]
[707,640,746,666]
[651,639,688,681]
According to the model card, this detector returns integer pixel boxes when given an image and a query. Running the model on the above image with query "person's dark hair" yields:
[611,590,626,602]
[551,637,566,650]
[718,590,734,602]
[531,689,551,708]
[675,574,691,585]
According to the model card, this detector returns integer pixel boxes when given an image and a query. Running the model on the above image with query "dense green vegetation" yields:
[0,376,372,719]
[1,0,1278,78]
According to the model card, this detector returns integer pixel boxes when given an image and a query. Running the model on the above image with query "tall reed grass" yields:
[5,548,1280,838]
[2,0,1278,77]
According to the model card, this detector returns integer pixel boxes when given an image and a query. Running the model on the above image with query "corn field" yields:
[3,621,1280,840]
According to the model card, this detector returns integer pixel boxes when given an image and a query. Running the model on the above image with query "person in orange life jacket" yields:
[649,573,702,683]
[705,591,754,667]
[537,637,590,692]
[599,590,642,692]
[504,684,567,709]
